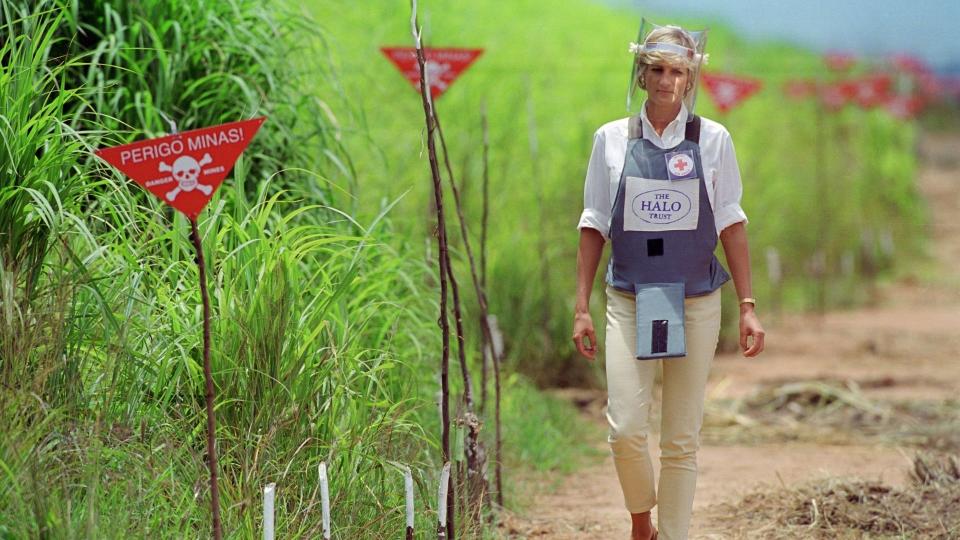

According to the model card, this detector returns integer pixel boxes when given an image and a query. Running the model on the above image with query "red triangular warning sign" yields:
[380,47,483,99]
[700,73,762,113]
[823,51,857,72]
[851,74,893,109]
[883,94,924,120]
[96,117,266,218]
[818,81,857,111]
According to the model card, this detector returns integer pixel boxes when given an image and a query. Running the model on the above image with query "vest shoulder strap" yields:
[685,115,701,143]
[628,114,643,139]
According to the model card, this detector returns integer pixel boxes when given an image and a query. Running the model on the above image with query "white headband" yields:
[629,41,708,65]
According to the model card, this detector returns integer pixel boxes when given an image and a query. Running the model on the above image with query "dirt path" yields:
[501,131,960,539]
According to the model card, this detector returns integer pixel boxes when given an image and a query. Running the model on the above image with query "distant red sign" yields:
[915,72,946,101]
[851,74,893,108]
[96,117,266,218]
[824,51,857,72]
[700,72,763,113]
[380,47,483,99]
[783,79,817,100]
[883,95,924,120]
[818,81,857,110]
[889,53,929,76]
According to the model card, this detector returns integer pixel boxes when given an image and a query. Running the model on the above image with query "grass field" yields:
[0,0,929,537]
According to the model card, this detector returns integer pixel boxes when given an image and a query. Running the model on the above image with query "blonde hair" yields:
[633,25,705,94]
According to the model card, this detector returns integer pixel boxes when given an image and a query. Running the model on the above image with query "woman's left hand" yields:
[739,307,765,357]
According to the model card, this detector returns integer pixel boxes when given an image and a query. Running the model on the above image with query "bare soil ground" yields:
[500,131,960,539]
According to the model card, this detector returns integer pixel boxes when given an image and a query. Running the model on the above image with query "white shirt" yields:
[577,102,748,239]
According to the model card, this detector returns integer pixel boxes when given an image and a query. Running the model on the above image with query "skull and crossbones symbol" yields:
[159,153,214,201]
[424,60,450,91]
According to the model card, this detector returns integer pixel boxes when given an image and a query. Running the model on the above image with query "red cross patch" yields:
[665,151,696,180]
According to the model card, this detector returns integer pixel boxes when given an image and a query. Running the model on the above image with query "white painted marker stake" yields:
[263,483,276,540]
[437,462,451,539]
[879,228,895,257]
[765,246,782,285]
[487,314,504,360]
[319,462,331,540]
[842,250,855,276]
[405,466,415,540]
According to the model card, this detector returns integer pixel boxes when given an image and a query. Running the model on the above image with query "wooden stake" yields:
[814,96,828,314]
[434,116,488,524]
[190,218,222,540]
[434,73,502,513]
[411,3,455,537]
[479,101,490,417]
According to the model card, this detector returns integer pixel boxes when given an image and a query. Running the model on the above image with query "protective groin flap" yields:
[634,282,686,359]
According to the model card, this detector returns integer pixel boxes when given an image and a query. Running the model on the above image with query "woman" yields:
[572,24,765,540]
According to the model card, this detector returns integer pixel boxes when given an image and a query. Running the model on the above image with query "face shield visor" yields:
[627,19,709,119]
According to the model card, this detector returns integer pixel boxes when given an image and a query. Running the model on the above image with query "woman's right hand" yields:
[573,227,606,362]
[572,311,598,361]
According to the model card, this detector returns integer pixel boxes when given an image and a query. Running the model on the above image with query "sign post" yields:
[96,117,266,539]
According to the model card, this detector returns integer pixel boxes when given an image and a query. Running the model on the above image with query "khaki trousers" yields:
[604,284,721,540]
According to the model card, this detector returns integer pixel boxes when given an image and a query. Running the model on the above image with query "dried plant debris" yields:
[702,379,960,449]
[703,453,960,539]
[911,453,960,486]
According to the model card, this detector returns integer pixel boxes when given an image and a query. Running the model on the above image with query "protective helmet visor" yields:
[627,18,708,117]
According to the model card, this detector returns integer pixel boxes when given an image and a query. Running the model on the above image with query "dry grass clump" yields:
[702,379,960,449]
[705,453,960,539]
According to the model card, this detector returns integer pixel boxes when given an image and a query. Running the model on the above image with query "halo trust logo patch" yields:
[632,189,693,224]
[623,176,700,232]
[665,150,696,180]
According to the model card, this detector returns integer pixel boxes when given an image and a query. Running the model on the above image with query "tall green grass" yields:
[0,4,90,404]
[1,1,595,537]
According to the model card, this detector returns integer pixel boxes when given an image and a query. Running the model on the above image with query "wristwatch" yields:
[739,297,757,306]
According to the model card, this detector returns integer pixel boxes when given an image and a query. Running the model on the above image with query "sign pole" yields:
[190,217,222,540]
[95,117,265,539]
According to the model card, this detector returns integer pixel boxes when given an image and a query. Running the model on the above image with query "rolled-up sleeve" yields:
[578,128,612,239]
[713,131,749,235]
